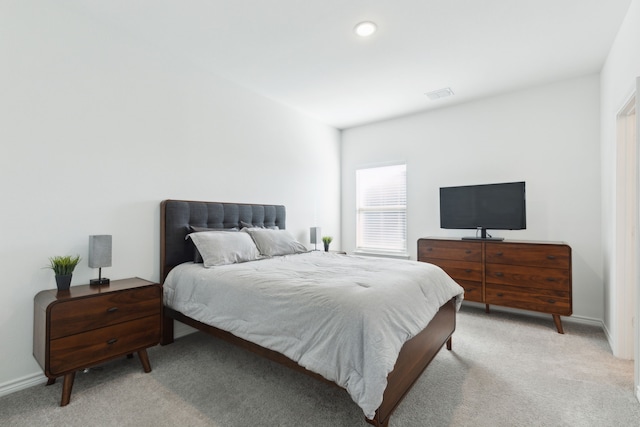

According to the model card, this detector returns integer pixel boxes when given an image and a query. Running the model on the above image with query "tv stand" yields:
[461,227,504,241]
[417,237,572,333]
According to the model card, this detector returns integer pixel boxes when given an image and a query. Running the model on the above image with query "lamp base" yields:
[90,278,110,286]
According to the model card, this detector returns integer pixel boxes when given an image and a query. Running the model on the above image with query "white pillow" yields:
[244,228,308,256]
[186,231,261,267]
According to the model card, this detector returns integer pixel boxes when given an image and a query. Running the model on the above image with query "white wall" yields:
[0,2,340,390]
[600,0,640,362]
[342,75,602,321]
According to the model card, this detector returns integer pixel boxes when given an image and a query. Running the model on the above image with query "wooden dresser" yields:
[33,277,161,406]
[418,237,572,333]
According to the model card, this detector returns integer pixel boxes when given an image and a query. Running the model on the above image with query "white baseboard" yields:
[636,384,640,403]
[461,301,605,329]
[0,312,613,399]
[1,321,198,399]
[0,371,47,398]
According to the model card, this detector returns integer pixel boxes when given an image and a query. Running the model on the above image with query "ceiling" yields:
[68,0,632,129]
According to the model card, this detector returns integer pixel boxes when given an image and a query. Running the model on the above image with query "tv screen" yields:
[439,182,526,238]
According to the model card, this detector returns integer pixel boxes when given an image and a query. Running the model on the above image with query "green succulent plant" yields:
[322,236,333,244]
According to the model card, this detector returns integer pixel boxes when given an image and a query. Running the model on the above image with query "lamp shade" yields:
[310,227,321,244]
[88,235,112,268]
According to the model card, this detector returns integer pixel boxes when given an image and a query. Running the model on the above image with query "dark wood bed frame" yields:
[159,199,456,427]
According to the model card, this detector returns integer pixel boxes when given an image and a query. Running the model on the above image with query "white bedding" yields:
[163,251,464,419]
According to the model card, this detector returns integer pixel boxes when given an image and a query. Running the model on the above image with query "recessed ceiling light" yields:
[425,87,454,100]
[354,21,377,37]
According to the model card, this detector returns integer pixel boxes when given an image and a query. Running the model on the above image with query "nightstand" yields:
[33,277,161,406]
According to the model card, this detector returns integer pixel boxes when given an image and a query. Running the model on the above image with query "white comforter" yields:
[163,251,464,419]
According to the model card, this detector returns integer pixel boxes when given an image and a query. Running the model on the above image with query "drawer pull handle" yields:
[465,250,471,254]
[547,255,556,260]
[496,293,504,297]
[495,272,504,277]
[547,299,556,304]
[495,252,503,256]
[546,278,556,282]
[465,269,472,273]
[107,307,119,313]
[107,338,118,345]
[427,247,433,251]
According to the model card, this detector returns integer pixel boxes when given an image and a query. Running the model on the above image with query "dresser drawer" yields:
[486,284,571,315]
[485,243,570,269]
[426,258,483,283]
[49,315,160,375]
[485,263,570,291]
[418,239,481,262]
[456,280,483,302]
[50,286,161,339]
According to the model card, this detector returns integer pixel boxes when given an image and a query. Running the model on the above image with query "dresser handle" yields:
[547,255,556,260]
[547,299,556,304]
[465,250,471,254]
[107,307,119,313]
[465,269,472,273]
[495,272,504,277]
[546,278,556,282]
[495,252,503,256]
[107,338,118,345]
[496,293,504,297]
[427,247,433,251]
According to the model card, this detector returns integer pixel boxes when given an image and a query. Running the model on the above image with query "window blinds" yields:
[356,164,407,254]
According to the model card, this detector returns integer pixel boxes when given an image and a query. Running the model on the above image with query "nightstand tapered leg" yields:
[60,372,75,406]
[138,349,152,373]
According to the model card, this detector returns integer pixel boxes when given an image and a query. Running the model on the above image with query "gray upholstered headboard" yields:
[160,199,286,282]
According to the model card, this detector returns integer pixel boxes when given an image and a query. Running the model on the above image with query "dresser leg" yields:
[552,315,564,334]
[46,377,56,386]
[138,349,152,373]
[446,336,452,351]
[485,304,490,313]
[60,372,75,406]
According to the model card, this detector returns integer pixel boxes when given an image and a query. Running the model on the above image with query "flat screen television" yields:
[439,181,526,240]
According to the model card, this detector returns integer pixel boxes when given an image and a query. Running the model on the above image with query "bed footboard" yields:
[162,299,456,427]
[367,298,456,427]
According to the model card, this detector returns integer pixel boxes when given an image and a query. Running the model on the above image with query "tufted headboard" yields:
[160,199,286,283]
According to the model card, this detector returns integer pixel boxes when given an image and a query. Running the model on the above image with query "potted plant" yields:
[47,255,81,291]
[322,236,333,252]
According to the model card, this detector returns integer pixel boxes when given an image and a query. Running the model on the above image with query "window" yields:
[356,163,407,256]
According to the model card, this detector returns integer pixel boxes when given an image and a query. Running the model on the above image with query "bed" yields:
[160,199,463,427]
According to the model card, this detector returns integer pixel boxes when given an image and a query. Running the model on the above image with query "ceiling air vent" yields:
[425,87,454,100]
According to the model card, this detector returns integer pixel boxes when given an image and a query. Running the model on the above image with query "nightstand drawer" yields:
[50,285,161,339]
[49,315,160,375]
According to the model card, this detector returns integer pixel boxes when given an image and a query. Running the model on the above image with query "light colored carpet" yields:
[1,305,638,426]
